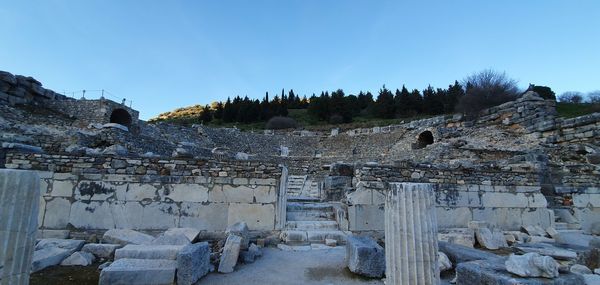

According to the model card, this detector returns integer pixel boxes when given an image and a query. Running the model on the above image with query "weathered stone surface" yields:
[81,243,122,259]
[522,225,547,237]
[32,239,85,272]
[60,251,95,266]
[583,274,600,284]
[151,228,200,245]
[555,232,596,247]
[114,245,183,260]
[99,258,177,285]
[226,222,249,249]
[571,264,593,275]
[438,241,502,264]
[103,229,154,245]
[475,227,508,250]
[516,243,578,260]
[219,234,242,273]
[177,242,211,285]
[438,228,475,248]
[345,236,385,278]
[505,253,559,278]
[239,243,262,264]
[0,169,40,283]
[438,252,452,272]
[457,259,585,285]
[325,238,337,247]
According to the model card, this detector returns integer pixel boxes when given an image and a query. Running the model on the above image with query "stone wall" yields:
[4,152,283,234]
[344,180,553,232]
[0,70,69,106]
[45,98,140,130]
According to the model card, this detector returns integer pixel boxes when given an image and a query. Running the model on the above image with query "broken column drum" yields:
[385,182,439,285]
[0,169,40,285]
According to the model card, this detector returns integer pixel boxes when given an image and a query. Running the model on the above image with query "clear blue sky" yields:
[1,1,599,119]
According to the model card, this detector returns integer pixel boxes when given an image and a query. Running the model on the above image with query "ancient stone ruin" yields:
[1,70,600,284]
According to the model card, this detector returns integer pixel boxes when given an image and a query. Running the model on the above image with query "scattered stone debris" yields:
[505,253,559,278]
[570,264,593,275]
[82,243,122,259]
[475,227,508,250]
[151,227,200,245]
[32,239,85,272]
[60,251,95,266]
[114,245,184,260]
[177,242,211,285]
[218,234,243,273]
[102,229,154,246]
[99,258,177,285]
[345,236,385,278]
[438,252,452,272]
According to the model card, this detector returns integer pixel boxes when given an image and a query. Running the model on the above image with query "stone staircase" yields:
[286,175,321,199]
[280,201,347,245]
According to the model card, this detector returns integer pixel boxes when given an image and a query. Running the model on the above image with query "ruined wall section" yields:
[4,152,282,234]
[45,99,140,130]
[0,71,69,106]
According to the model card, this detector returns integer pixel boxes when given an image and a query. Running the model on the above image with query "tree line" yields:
[196,81,466,124]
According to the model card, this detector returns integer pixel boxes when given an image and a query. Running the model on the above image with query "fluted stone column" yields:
[385,183,439,285]
[0,169,40,285]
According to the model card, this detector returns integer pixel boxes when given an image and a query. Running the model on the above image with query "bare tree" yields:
[558,91,584,103]
[456,69,520,116]
[587,91,600,103]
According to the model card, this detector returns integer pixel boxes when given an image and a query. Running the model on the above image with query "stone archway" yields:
[109,108,132,127]
[415,131,434,149]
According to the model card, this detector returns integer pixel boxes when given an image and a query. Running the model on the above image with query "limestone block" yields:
[102,229,154,245]
[527,193,548,208]
[227,203,275,231]
[69,201,115,229]
[475,228,508,250]
[138,203,180,230]
[32,239,85,272]
[111,202,144,229]
[99,258,177,285]
[115,245,183,260]
[51,180,75,197]
[573,193,600,208]
[126,183,160,201]
[38,196,46,227]
[179,202,228,231]
[42,197,71,229]
[472,208,521,230]
[347,204,384,231]
[481,193,528,208]
[161,184,208,203]
[346,189,373,205]
[573,208,600,234]
[82,243,122,259]
[74,181,126,201]
[253,185,277,203]
[226,222,249,249]
[220,185,255,203]
[505,253,559,278]
[177,242,211,285]
[218,234,242,273]
[60,251,95,266]
[457,259,583,284]
[151,227,200,245]
[0,169,40,283]
[521,208,554,230]
[438,252,452,272]
[436,207,471,228]
[438,241,501,264]
[438,228,475,248]
[345,236,385,278]
[239,243,262,263]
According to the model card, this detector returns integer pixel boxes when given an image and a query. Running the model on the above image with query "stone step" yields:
[286,202,334,211]
[280,230,348,244]
[286,221,339,231]
[286,211,335,221]
[555,222,582,230]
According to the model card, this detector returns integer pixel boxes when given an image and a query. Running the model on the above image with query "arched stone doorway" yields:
[109,108,132,128]
[415,131,434,149]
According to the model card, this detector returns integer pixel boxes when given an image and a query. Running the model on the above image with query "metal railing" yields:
[59,89,133,108]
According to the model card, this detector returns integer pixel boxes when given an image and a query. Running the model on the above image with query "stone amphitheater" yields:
[1,69,600,284]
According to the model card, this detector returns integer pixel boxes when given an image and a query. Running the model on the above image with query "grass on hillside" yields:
[556,102,600,118]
